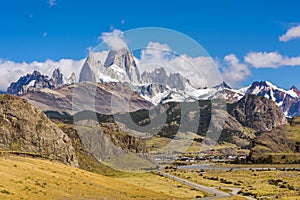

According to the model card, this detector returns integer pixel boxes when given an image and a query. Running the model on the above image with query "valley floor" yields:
[165,164,300,199]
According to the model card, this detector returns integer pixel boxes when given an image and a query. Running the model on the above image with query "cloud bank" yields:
[245,51,300,68]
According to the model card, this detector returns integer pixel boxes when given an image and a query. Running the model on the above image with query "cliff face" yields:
[0,95,78,167]
[230,95,287,132]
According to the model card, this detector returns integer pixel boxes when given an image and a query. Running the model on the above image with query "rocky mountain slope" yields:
[230,95,287,132]
[22,82,153,115]
[0,95,78,167]
[60,121,153,172]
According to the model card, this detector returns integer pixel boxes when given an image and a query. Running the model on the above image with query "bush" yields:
[288,184,295,190]
[1,189,10,194]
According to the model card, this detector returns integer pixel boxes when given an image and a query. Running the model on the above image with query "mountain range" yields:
[1,47,300,166]
[6,47,300,117]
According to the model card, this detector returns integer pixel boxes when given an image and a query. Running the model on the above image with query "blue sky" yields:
[1,0,300,89]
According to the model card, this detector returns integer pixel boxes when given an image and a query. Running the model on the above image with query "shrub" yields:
[0,190,10,194]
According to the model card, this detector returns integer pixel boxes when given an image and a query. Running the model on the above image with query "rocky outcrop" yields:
[291,85,300,96]
[230,95,287,132]
[141,67,190,90]
[65,72,77,85]
[138,84,169,99]
[288,101,300,117]
[0,95,78,167]
[141,68,168,85]
[51,68,64,86]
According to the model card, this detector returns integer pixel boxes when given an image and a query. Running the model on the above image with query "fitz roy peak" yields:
[78,49,224,105]
[79,48,140,84]
[104,48,140,83]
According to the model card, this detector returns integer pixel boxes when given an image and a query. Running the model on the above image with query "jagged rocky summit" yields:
[7,68,76,95]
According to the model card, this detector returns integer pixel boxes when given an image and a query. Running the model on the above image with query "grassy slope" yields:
[0,156,204,200]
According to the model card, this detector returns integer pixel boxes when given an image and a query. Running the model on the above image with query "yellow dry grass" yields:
[116,172,207,199]
[168,166,300,199]
[0,155,205,200]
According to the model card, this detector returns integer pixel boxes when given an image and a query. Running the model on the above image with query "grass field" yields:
[166,165,300,199]
[116,172,208,199]
[0,155,206,200]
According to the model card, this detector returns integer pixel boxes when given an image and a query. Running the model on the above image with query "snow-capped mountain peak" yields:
[79,49,141,84]
[104,48,141,83]
[246,81,299,99]
[245,81,300,117]
[7,68,76,95]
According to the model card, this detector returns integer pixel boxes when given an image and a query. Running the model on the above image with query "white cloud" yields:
[0,59,85,91]
[245,51,300,68]
[220,54,251,88]
[139,42,221,88]
[98,29,127,51]
[48,0,56,7]
[279,25,300,42]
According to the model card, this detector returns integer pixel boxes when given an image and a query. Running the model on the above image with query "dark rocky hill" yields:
[229,95,287,132]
